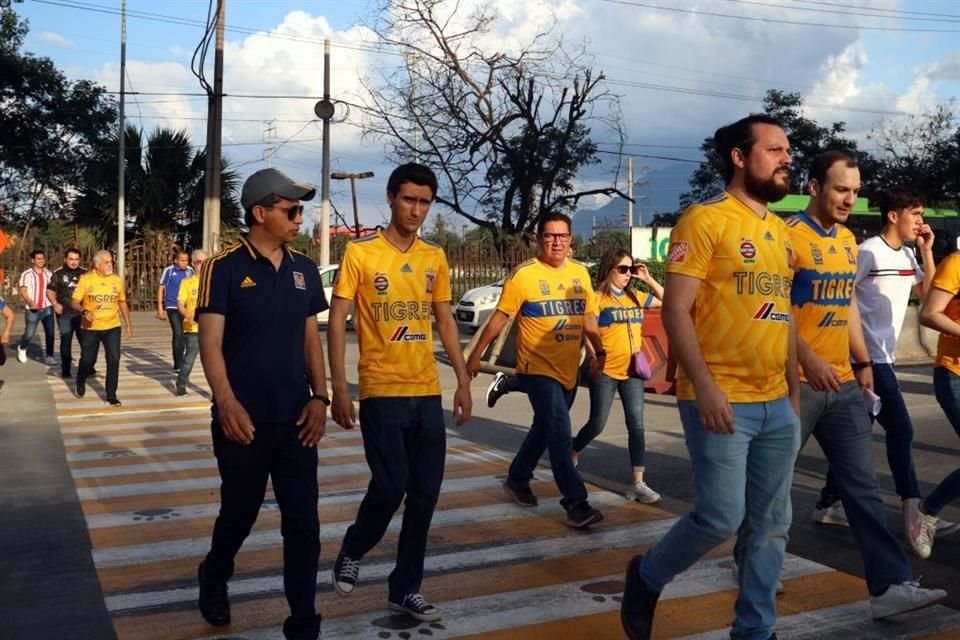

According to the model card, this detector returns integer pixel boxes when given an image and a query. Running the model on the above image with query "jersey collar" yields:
[239,235,295,264]
[797,211,837,238]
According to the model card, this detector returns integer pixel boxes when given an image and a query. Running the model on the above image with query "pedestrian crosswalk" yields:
[50,325,960,639]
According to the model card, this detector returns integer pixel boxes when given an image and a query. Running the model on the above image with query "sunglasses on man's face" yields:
[261,204,304,220]
[615,265,640,275]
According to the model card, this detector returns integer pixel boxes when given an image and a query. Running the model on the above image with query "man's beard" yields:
[745,170,789,204]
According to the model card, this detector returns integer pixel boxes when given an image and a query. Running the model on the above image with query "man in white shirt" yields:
[16,249,57,366]
[812,187,954,555]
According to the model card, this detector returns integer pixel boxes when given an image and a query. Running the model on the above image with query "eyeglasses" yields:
[541,232,571,243]
[615,265,641,275]
[260,204,304,220]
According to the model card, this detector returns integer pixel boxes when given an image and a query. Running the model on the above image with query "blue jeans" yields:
[508,374,588,507]
[342,396,446,601]
[18,306,55,357]
[822,362,921,504]
[639,397,799,640]
[175,333,200,391]
[166,308,186,369]
[57,313,81,375]
[798,382,912,595]
[925,367,960,515]
[573,373,646,468]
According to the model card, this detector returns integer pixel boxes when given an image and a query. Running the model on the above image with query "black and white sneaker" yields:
[333,551,360,596]
[388,593,441,622]
[106,397,122,407]
[486,372,509,408]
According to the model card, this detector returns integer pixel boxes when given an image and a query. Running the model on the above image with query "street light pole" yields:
[331,171,374,238]
[117,0,126,282]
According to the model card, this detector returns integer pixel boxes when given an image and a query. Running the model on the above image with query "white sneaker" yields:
[870,581,947,619]
[935,518,960,539]
[486,372,509,408]
[903,498,932,558]
[626,481,662,505]
[17,346,27,363]
[44,355,58,366]
[812,501,849,527]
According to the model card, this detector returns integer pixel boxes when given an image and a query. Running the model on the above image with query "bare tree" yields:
[359,0,627,247]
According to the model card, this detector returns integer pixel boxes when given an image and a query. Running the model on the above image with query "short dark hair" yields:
[244,193,280,227]
[65,247,81,259]
[714,114,784,184]
[536,211,572,236]
[29,249,45,260]
[387,163,438,199]
[175,250,190,259]
[808,150,857,188]
[877,187,926,226]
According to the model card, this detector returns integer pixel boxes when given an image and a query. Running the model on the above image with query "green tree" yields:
[74,124,242,249]
[681,90,863,206]
[422,212,463,252]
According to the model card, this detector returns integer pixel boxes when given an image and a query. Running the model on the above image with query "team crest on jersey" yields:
[572,278,583,294]
[844,246,856,265]
[740,240,756,263]
[373,274,389,295]
[538,280,550,296]
[811,244,824,265]
[425,273,434,293]
[667,241,687,264]
[293,271,306,290]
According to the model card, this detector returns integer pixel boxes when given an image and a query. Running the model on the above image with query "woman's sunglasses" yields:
[615,265,641,275]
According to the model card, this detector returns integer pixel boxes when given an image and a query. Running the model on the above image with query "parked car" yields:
[317,265,352,326]
[454,278,504,332]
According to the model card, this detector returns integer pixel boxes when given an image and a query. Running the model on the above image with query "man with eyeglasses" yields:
[174,249,207,396]
[195,168,329,640]
[467,211,606,528]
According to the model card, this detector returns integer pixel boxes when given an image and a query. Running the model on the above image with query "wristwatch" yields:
[851,361,873,372]
[594,349,607,358]
[311,394,331,406]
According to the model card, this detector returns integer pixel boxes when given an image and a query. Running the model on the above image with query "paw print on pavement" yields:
[371,615,447,638]
[193,443,213,451]
[131,508,181,522]
[102,449,136,458]
[579,579,624,604]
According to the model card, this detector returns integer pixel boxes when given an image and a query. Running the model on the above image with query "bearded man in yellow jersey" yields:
[782,151,943,618]
[328,163,472,623]
[467,211,606,529]
[70,250,133,406]
[621,115,800,640]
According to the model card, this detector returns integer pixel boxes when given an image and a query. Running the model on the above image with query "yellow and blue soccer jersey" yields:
[596,288,654,380]
[497,258,598,390]
[665,192,793,402]
[931,252,960,376]
[72,272,126,331]
[787,213,857,383]
[334,231,451,400]
[177,274,200,334]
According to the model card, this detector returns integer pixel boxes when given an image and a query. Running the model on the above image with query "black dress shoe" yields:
[621,555,660,640]
[197,561,230,626]
[75,378,85,398]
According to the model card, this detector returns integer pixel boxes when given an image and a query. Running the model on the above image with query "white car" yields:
[454,278,504,332]
[317,265,352,325]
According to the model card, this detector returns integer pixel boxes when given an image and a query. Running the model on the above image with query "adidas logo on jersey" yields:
[240,276,256,288]
[401,263,413,273]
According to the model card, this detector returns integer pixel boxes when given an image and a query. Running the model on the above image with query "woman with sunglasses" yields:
[573,248,664,503]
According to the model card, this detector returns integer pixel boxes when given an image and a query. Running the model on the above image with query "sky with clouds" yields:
[11,0,960,226]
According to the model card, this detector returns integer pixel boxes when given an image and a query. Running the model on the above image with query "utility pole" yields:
[627,157,634,229]
[331,171,375,238]
[202,0,225,253]
[117,0,127,281]
[314,40,335,266]
[263,120,276,168]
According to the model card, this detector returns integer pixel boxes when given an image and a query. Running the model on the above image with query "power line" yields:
[783,0,960,20]
[721,0,960,23]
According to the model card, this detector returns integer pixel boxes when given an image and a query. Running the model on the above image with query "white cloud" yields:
[38,31,76,49]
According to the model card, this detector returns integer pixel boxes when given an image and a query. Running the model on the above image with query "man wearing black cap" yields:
[195,168,330,640]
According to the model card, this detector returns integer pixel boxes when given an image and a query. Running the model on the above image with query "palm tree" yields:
[74,124,242,249]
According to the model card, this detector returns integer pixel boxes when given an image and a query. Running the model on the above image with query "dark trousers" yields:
[509,374,588,507]
[341,396,446,601]
[57,313,81,375]
[19,307,55,357]
[166,308,186,369]
[77,327,120,400]
[926,367,960,515]
[175,333,200,391]
[205,420,320,627]
[821,363,921,505]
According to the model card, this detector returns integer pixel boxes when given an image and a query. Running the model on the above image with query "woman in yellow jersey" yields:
[573,248,663,503]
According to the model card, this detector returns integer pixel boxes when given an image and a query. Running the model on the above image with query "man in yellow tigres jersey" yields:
[69,249,133,406]
[787,151,944,618]
[329,163,471,623]
[175,250,206,396]
[621,115,800,640]
[467,211,605,529]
